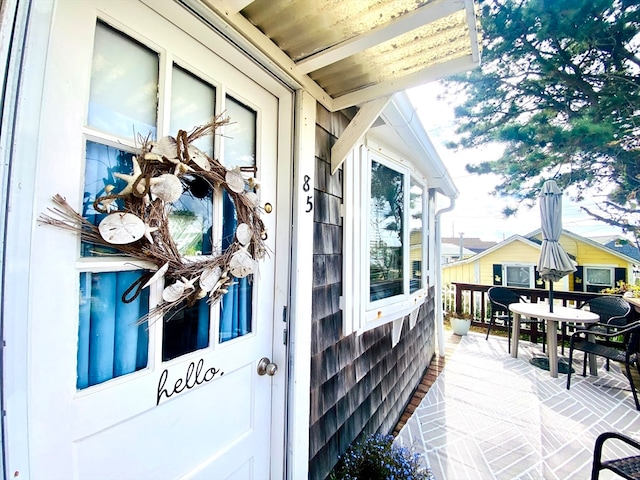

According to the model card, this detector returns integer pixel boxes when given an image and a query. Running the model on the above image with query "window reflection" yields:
[82,141,135,257]
[505,266,532,288]
[170,64,216,157]
[88,22,158,139]
[410,179,423,293]
[369,161,404,301]
[219,96,257,342]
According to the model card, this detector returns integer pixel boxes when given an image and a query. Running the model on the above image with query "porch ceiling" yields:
[183,0,481,111]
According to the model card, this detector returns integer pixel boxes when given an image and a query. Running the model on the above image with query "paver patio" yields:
[395,331,640,479]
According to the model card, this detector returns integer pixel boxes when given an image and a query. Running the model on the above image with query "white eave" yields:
[369,92,458,197]
[179,0,481,112]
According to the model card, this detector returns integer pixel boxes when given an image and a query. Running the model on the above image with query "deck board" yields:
[394,331,640,479]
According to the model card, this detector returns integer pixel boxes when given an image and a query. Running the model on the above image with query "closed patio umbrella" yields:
[537,180,576,312]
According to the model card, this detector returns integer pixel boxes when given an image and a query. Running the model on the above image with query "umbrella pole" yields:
[549,282,554,312]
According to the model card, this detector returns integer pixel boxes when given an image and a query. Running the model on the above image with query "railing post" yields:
[455,284,462,315]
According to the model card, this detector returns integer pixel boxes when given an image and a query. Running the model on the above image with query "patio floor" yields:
[394,331,640,480]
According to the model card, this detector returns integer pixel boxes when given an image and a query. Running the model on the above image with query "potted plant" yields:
[329,433,433,480]
[447,312,472,336]
[601,281,640,298]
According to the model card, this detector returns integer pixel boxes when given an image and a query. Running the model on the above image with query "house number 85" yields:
[303,175,313,212]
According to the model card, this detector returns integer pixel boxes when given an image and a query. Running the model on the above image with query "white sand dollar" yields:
[225,167,245,193]
[150,174,183,203]
[98,212,146,244]
[199,266,222,292]
[236,223,252,246]
[229,250,255,278]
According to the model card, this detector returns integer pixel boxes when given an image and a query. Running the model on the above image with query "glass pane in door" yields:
[88,21,158,139]
[77,271,149,389]
[82,141,136,257]
[170,64,216,157]
[162,299,210,361]
[219,96,257,343]
[167,65,216,257]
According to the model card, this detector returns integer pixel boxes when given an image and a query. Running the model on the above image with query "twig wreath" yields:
[39,115,267,321]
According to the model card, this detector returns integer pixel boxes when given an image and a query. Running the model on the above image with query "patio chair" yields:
[486,286,545,354]
[575,295,632,366]
[578,295,631,327]
[591,431,640,480]
[566,319,640,411]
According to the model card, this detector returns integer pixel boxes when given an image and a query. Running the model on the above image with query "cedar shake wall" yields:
[308,104,437,480]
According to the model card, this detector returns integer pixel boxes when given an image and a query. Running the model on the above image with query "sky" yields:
[406,82,627,243]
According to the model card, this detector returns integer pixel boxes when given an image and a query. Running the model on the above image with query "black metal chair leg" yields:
[567,344,574,390]
[624,361,640,411]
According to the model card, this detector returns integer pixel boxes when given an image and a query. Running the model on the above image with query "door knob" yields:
[257,357,278,376]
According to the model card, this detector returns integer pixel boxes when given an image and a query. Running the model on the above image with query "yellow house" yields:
[443,229,639,293]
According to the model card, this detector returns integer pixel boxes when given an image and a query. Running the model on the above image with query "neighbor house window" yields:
[504,265,533,288]
[343,143,429,335]
[585,267,614,293]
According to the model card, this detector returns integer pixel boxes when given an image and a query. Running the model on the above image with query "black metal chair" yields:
[566,319,640,410]
[575,295,632,366]
[592,431,640,479]
[578,295,631,327]
[486,286,545,353]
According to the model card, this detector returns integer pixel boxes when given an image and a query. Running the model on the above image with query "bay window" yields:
[343,142,429,336]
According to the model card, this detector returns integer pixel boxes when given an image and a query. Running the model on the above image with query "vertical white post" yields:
[435,194,456,357]
[286,90,316,480]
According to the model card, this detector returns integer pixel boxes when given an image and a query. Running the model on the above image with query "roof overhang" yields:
[179,0,481,112]
[367,92,458,197]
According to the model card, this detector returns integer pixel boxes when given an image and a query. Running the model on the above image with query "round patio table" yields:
[509,303,599,378]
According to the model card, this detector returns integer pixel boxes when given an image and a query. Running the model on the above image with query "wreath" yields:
[39,115,268,321]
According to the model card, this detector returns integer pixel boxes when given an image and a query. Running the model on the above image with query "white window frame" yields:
[502,263,535,289]
[584,265,615,292]
[342,140,428,338]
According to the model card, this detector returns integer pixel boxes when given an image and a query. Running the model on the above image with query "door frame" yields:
[1,1,294,478]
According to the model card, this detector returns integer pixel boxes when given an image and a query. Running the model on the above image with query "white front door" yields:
[18,1,290,478]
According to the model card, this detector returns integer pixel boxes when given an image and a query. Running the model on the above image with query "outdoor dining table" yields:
[509,302,600,378]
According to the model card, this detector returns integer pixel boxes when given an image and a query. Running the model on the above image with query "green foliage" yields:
[329,433,433,480]
[601,280,640,297]
[444,0,640,244]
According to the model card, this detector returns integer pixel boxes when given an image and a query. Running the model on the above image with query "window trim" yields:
[584,265,615,292]
[343,141,428,337]
[502,263,535,289]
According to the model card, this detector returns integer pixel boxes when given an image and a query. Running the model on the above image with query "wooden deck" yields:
[393,331,460,436]
[393,331,640,479]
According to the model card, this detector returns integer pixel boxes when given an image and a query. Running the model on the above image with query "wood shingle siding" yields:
[308,103,437,480]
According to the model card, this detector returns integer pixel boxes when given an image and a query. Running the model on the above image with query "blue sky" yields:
[407,82,626,243]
